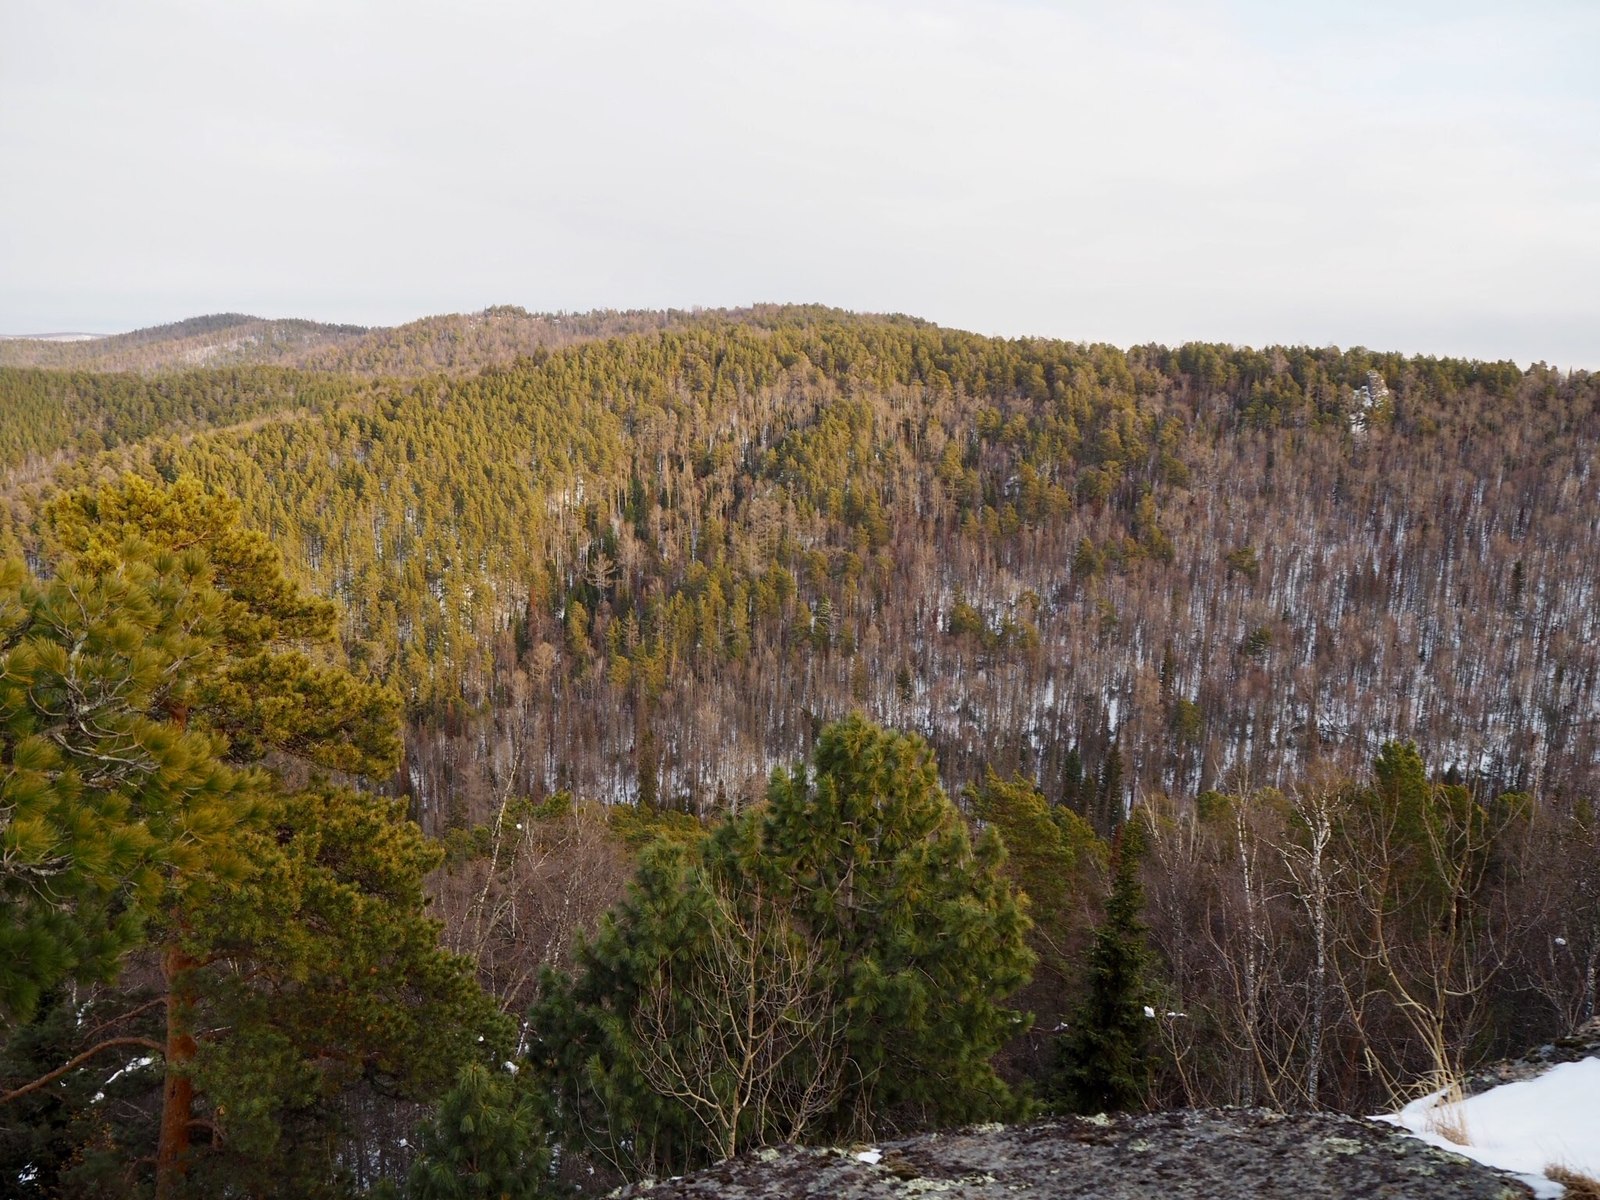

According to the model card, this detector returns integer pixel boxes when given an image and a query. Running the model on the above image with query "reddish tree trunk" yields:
[155,942,198,1200]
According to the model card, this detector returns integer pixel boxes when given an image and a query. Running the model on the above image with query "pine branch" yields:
[2,1035,164,1105]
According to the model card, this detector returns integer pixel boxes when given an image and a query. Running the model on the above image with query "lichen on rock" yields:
[611,1109,1536,1199]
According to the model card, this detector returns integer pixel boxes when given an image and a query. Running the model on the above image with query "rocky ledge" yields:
[1462,1016,1600,1097]
[615,1108,1534,1199]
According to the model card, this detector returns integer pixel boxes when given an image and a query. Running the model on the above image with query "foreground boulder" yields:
[615,1109,1533,1199]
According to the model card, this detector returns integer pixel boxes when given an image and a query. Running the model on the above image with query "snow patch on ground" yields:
[1378,1057,1600,1198]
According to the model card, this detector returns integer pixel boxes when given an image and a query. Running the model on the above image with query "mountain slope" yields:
[2,309,1592,838]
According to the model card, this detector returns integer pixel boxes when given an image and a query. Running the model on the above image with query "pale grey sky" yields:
[2,0,1596,366]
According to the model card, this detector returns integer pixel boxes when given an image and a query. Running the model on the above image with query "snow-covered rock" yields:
[1381,1055,1600,1198]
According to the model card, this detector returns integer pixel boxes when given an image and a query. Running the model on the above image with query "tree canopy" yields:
[531,714,1033,1180]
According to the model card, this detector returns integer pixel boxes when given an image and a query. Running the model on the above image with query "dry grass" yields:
[1546,1164,1600,1199]
[1422,1081,1472,1147]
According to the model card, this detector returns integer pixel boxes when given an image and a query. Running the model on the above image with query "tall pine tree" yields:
[1055,818,1153,1114]
[2,476,504,1199]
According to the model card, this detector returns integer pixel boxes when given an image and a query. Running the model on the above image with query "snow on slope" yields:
[1379,1057,1600,1198]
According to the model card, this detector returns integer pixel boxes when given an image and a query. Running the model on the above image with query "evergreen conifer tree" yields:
[1055,818,1153,1114]
[1093,742,1126,835]
[1,550,256,1022]
[405,1063,549,1200]
[1,476,503,1198]
[1061,745,1086,813]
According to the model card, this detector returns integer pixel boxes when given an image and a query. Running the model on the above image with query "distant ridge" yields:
[0,312,369,372]
[0,303,882,375]
[101,312,368,345]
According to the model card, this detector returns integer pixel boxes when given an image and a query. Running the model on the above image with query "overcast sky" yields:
[2,1,1596,366]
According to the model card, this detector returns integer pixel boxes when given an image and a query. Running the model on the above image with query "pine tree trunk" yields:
[156,941,199,1200]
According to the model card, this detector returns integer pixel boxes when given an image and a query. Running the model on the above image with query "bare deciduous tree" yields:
[628,875,845,1163]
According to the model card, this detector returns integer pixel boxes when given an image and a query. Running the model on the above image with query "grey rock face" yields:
[614,1109,1534,1199]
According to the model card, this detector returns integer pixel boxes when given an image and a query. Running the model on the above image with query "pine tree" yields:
[1055,818,1153,1114]
[756,715,1034,1135]
[1061,745,1086,813]
[1,477,499,1198]
[43,473,400,776]
[1,550,257,1023]
[40,476,404,1197]
[181,786,510,1196]
[1093,742,1125,835]
[405,1063,549,1200]
[968,771,1100,964]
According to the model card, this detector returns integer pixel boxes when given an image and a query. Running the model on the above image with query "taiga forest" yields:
[2,306,1597,1197]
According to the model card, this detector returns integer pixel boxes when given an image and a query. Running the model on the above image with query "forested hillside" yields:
[2,310,1595,832]
[4,306,1598,1196]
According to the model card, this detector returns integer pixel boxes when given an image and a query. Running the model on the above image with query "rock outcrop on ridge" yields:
[613,1108,1535,1199]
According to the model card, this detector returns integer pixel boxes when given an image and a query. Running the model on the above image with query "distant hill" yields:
[295,306,700,375]
[0,304,866,375]
[305,303,934,376]
[0,313,369,371]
